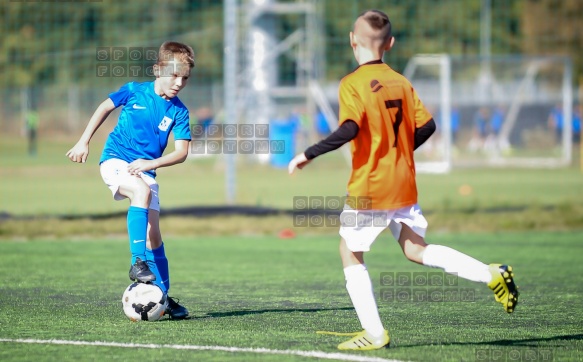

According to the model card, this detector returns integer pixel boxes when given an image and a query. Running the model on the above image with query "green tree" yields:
[520,0,583,86]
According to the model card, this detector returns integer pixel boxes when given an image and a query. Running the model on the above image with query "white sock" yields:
[343,264,385,337]
[422,244,492,283]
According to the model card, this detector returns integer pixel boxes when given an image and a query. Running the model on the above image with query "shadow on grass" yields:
[5,204,553,221]
[396,333,583,348]
[166,306,355,320]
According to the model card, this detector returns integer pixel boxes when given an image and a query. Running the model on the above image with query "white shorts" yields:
[339,204,428,252]
[99,158,160,211]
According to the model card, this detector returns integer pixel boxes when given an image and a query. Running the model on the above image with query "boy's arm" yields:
[304,120,359,160]
[414,118,436,150]
[127,139,189,175]
[288,120,359,174]
[66,98,116,163]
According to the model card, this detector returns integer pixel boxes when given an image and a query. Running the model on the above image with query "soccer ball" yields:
[121,282,167,321]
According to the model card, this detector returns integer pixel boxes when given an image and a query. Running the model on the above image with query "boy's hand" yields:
[288,153,311,174]
[66,142,90,163]
[128,159,156,175]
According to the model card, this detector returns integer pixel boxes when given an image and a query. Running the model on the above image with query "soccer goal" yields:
[403,54,453,173]
[404,54,574,169]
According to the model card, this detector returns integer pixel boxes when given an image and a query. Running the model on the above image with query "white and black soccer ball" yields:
[122,282,167,321]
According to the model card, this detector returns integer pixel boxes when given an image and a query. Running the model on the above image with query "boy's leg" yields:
[145,199,189,320]
[338,209,389,350]
[340,239,386,334]
[152,244,170,289]
[145,210,167,294]
[118,177,156,283]
[99,158,155,283]
[396,223,518,313]
[397,224,492,282]
[100,159,155,283]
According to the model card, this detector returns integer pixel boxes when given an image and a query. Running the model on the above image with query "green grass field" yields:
[1,232,582,361]
[1,137,583,361]
[1,136,583,217]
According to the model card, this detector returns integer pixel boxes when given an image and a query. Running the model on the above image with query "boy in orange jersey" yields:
[288,9,519,351]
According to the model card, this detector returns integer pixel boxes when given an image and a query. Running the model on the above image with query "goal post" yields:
[403,54,453,173]
[404,54,574,169]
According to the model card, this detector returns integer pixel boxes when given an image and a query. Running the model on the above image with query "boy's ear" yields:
[153,64,160,77]
[385,36,395,51]
[349,31,357,49]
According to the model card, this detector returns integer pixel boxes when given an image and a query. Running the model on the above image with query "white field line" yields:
[0,338,405,362]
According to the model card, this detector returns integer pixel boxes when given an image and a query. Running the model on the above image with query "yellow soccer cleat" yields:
[337,330,390,351]
[488,264,519,313]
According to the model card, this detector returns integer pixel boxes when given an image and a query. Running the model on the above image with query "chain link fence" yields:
[0,0,581,136]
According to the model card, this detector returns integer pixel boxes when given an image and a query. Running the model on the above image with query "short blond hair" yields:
[358,10,392,44]
[157,41,195,68]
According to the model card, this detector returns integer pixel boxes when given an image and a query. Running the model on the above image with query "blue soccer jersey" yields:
[100,81,192,178]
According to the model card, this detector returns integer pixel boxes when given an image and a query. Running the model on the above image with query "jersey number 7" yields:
[384,99,403,147]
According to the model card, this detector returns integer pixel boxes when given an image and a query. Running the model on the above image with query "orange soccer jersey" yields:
[338,61,433,210]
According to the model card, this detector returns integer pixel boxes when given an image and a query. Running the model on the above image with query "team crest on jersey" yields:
[158,116,173,131]
[370,80,383,92]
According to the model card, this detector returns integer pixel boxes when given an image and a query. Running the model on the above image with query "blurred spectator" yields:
[25,109,39,156]
[289,107,310,151]
[194,106,214,138]
[484,105,508,153]
[450,106,460,144]
[547,103,581,144]
[573,103,581,143]
[547,103,563,144]
[467,106,490,152]
[489,105,505,137]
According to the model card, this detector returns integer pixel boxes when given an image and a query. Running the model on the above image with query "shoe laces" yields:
[167,296,180,308]
[134,258,151,270]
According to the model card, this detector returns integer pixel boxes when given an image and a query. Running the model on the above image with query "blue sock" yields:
[153,243,170,293]
[145,248,166,294]
[127,206,148,264]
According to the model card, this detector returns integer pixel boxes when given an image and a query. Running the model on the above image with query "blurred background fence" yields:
[1,0,581,165]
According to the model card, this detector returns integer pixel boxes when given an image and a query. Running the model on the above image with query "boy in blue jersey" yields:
[66,41,194,319]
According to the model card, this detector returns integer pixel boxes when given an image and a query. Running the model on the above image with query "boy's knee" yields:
[403,244,425,263]
[122,182,151,205]
[339,238,364,266]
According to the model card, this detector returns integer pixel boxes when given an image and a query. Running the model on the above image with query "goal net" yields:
[404,54,574,170]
